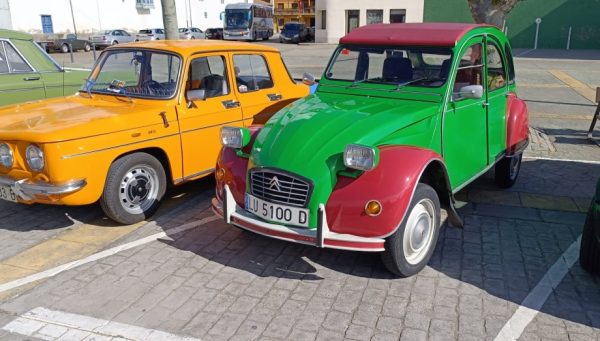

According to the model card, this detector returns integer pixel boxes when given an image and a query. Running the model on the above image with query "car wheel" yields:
[381,183,441,277]
[190,36,196,40]
[580,205,600,274]
[112,40,118,45]
[84,43,91,52]
[494,153,522,188]
[61,44,70,53]
[100,152,166,225]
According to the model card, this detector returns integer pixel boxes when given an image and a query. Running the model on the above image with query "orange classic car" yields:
[0,40,309,224]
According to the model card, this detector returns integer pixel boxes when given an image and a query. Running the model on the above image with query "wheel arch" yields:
[111,147,174,186]
[419,159,463,228]
[506,92,529,155]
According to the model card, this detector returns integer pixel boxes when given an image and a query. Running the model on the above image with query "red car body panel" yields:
[506,92,529,153]
[325,146,444,238]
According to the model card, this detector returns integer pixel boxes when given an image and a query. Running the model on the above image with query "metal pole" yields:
[69,0,77,36]
[184,0,189,27]
[161,0,179,40]
[567,26,572,50]
[95,0,101,31]
[92,43,96,61]
[534,18,541,49]
[69,43,74,63]
[189,0,192,27]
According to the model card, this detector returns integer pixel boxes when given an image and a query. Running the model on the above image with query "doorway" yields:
[346,10,359,33]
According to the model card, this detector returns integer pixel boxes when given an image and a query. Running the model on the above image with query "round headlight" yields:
[0,143,13,168]
[26,144,44,172]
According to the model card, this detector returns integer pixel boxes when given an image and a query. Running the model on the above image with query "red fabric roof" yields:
[339,23,494,47]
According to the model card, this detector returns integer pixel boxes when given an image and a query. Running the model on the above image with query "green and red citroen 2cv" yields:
[212,23,529,277]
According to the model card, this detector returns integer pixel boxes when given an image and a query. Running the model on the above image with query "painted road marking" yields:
[494,236,581,341]
[0,215,219,294]
[549,70,597,103]
[529,112,593,121]
[524,155,600,165]
[2,307,199,340]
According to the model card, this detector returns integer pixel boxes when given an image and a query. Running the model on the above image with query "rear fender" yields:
[325,145,460,238]
[506,92,529,155]
[215,125,263,206]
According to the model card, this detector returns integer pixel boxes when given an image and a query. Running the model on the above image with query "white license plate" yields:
[0,185,17,203]
[245,193,309,227]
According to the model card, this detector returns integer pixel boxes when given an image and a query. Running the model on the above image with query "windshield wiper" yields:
[394,77,430,90]
[347,79,370,88]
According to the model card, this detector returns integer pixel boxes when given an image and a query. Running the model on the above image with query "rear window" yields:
[139,30,152,34]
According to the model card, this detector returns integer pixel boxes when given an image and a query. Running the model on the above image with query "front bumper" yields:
[212,185,385,252]
[0,175,86,202]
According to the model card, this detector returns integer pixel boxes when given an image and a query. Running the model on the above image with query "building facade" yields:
[315,0,424,43]
[2,0,248,37]
[273,0,314,32]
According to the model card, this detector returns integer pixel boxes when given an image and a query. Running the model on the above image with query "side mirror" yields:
[186,89,205,108]
[302,72,315,86]
[456,85,483,100]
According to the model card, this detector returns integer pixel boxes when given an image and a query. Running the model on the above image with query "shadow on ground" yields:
[162,158,600,331]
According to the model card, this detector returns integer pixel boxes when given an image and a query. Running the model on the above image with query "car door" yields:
[443,38,488,189]
[0,40,45,106]
[230,52,283,125]
[177,53,244,180]
[120,30,134,43]
[485,38,509,161]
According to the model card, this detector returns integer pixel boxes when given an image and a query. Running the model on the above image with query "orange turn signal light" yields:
[216,168,225,181]
[365,200,382,216]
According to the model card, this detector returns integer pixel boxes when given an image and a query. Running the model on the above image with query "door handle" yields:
[159,112,169,128]
[267,93,282,101]
[23,76,40,81]
[222,100,240,109]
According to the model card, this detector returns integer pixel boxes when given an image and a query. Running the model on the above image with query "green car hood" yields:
[250,92,440,226]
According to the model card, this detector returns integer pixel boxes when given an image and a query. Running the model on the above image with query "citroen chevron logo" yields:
[268,176,281,191]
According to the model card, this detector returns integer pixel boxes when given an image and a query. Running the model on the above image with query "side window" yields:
[4,42,32,73]
[122,31,130,37]
[504,44,515,85]
[188,55,229,98]
[487,43,506,91]
[0,43,9,73]
[453,43,483,99]
[233,54,274,93]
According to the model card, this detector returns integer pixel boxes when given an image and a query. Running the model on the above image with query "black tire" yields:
[100,152,166,225]
[381,183,441,277]
[84,43,91,52]
[112,40,118,45]
[495,153,522,188]
[580,205,600,275]
[61,44,69,53]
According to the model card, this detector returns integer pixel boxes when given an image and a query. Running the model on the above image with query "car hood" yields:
[251,92,439,177]
[0,95,168,143]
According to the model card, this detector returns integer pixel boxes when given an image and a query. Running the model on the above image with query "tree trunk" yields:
[467,0,520,28]
[161,0,179,40]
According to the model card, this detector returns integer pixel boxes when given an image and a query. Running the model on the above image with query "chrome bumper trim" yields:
[0,175,86,201]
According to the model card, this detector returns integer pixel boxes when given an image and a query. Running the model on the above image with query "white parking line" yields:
[494,236,581,341]
[2,307,199,340]
[0,215,219,294]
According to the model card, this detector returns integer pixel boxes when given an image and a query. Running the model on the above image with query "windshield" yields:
[99,30,112,35]
[325,46,453,88]
[225,9,252,29]
[178,28,187,33]
[283,24,302,31]
[83,50,181,99]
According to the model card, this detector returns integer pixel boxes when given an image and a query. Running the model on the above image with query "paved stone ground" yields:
[0,46,597,340]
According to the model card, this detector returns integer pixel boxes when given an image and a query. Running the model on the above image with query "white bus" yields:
[223,3,273,41]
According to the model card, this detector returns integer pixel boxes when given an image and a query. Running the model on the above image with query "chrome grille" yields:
[250,169,311,207]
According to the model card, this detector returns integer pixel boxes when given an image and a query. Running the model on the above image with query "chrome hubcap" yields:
[118,165,159,214]
[403,199,436,265]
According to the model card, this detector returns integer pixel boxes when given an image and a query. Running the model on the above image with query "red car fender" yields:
[326,145,447,238]
[215,125,263,206]
[506,92,529,154]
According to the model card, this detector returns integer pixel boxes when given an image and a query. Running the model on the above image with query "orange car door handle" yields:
[222,100,240,109]
[23,76,41,81]
[159,112,169,128]
[267,93,282,101]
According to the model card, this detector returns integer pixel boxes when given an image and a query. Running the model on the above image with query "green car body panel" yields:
[213,23,529,255]
[0,29,89,107]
